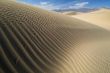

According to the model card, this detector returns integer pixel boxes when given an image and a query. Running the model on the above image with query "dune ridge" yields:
[0,0,110,73]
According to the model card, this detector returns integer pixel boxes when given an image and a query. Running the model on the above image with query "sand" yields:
[62,11,80,15]
[73,8,110,30]
[0,0,110,73]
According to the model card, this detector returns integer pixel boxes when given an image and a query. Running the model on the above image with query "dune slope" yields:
[73,8,110,30]
[0,1,110,73]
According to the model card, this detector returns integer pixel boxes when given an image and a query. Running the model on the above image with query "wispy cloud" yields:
[36,2,58,10]
[36,1,89,10]
[69,2,89,9]
[17,1,89,10]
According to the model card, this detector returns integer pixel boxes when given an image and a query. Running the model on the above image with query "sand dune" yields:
[73,8,110,30]
[0,0,110,73]
[62,11,81,15]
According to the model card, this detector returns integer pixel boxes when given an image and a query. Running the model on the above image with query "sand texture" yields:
[0,1,110,73]
[73,8,110,30]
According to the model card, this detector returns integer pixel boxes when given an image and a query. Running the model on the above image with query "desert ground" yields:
[72,8,110,30]
[0,0,110,73]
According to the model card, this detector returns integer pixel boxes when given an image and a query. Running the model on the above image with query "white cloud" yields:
[36,1,89,10]
[18,1,89,10]
[40,2,48,5]
[69,2,89,9]
[36,2,59,10]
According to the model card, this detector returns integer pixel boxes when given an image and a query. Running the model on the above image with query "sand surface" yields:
[0,0,110,73]
[73,8,110,30]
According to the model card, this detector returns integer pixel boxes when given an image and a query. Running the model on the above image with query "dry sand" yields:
[73,8,110,30]
[62,11,81,15]
[0,0,110,73]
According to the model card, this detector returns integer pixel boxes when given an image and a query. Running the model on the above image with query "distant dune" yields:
[0,0,110,73]
[73,8,110,30]
[62,11,81,15]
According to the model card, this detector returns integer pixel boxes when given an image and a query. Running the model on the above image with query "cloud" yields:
[17,1,89,10]
[36,1,89,10]
[69,2,89,9]
[36,2,58,10]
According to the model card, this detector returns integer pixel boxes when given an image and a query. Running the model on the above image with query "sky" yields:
[17,0,110,10]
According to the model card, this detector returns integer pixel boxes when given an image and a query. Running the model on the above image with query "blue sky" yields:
[17,0,110,10]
